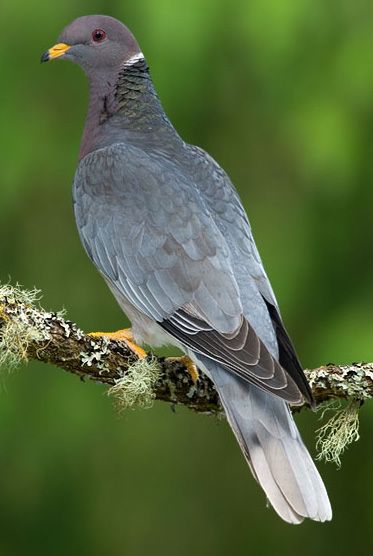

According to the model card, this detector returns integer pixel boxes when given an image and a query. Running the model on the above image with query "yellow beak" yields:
[41,43,71,63]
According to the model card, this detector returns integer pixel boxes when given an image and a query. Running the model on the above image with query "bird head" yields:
[41,15,143,74]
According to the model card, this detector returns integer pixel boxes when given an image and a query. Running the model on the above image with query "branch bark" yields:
[0,286,372,414]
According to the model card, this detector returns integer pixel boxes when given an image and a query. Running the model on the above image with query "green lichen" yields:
[316,400,361,467]
[108,357,161,411]
[0,283,41,306]
[306,364,373,400]
[0,284,48,370]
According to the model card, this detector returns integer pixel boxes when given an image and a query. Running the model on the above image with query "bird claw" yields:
[89,328,147,359]
[166,355,200,383]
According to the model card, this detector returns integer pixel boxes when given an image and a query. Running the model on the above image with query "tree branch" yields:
[0,285,372,414]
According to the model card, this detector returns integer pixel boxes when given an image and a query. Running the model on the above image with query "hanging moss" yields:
[108,357,161,411]
[316,400,361,467]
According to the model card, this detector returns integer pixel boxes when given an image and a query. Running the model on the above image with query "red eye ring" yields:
[92,29,107,42]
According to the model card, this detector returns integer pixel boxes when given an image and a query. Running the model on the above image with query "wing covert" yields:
[74,143,312,405]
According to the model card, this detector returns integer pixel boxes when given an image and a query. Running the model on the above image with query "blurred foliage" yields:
[0,0,373,554]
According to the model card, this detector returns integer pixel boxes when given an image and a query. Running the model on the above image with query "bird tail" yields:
[208,363,332,524]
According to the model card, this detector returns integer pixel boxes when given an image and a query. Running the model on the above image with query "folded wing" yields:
[74,144,312,405]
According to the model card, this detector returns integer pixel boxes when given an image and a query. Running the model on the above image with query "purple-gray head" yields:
[41,15,143,75]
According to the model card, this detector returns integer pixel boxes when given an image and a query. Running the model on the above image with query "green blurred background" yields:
[1,0,373,554]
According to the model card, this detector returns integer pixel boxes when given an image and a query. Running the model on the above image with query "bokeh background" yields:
[1,0,373,554]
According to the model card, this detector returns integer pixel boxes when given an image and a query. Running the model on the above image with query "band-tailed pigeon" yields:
[41,15,332,523]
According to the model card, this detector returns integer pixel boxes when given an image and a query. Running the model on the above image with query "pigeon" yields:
[41,15,332,523]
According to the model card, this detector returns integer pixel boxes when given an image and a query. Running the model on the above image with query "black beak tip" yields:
[40,51,49,64]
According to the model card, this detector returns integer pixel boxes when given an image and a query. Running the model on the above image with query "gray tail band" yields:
[206,362,332,524]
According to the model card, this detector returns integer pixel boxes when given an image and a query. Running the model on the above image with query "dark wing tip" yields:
[263,298,315,407]
[160,308,311,406]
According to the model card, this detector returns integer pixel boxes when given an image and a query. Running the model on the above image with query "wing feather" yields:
[74,144,311,405]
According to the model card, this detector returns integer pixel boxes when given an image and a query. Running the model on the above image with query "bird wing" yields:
[74,143,310,404]
[187,145,280,307]
[187,145,313,404]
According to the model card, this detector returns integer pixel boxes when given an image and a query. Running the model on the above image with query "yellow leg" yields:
[89,328,147,359]
[166,355,199,383]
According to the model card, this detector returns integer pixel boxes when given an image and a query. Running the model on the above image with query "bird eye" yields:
[92,29,107,42]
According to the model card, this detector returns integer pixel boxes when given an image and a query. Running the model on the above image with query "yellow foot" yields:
[89,328,147,359]
[166,355,199,383]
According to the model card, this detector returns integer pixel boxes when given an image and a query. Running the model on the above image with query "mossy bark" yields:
[0,285,372,415]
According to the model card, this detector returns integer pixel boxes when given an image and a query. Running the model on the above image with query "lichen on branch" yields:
[0,283,371,464]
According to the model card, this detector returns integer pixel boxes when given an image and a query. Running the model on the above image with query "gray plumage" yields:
[42,15,332,523]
